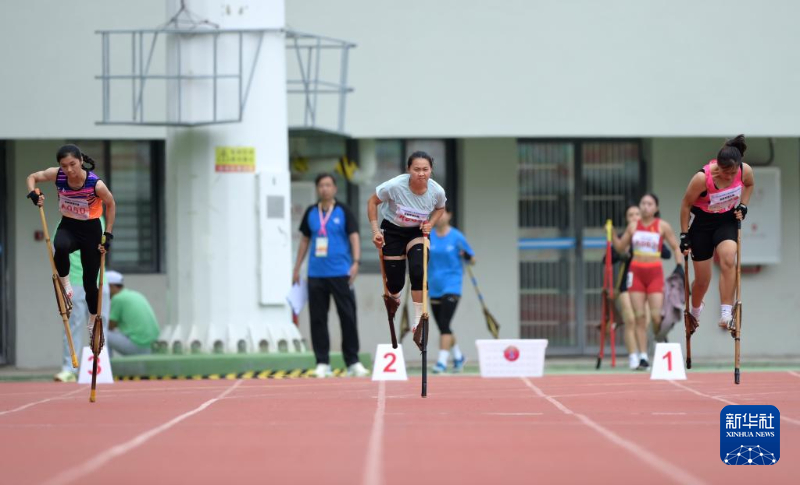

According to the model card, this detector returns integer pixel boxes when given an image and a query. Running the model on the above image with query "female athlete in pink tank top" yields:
[679,135,755,332]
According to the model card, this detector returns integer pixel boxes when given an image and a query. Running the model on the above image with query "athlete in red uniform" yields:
[680,135,754,331]
[615,194,682,369]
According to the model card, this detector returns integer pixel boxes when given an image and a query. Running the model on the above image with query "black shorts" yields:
[381,220,423,257]
[431,294,460,335]
[616,257,632,293]
[688,208,738,261]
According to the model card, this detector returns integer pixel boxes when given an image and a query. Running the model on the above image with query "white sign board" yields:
[476,339,548,378]
[77,346,114,385]
[741,167,780,264]
[650,343,686,381]
[372,344,408,381]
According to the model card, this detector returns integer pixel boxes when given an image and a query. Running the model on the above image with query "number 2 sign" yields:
[372,344,408,381]
[650,343,687,381]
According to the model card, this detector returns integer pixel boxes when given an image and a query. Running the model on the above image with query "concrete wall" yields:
[287,0,800,138]
[651,137,800,358]
[6,1,799,140]
[0,0,167,140]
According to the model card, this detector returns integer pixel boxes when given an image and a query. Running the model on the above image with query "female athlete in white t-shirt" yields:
[367,151,447,350]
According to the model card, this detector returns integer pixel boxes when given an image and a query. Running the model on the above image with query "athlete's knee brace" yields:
[383,259,406,295]
[408,244,424,291]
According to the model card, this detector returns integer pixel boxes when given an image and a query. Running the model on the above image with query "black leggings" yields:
[381,220,426,293]
[54,217,102,311]
[431,294,460,335]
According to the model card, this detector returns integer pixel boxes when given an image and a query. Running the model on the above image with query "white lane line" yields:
[0,388,83,417]
[788,371,800,379]
[522,378,706,485]
[668,381,737,405]
[43,380,243,485]
[361,381,386,485]
[484,412,543,416]
[521,378,573,415]
[668,380,800,426]
[652,412,687,416]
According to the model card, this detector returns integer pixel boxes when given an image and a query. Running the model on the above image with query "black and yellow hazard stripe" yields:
[115,368,349,381]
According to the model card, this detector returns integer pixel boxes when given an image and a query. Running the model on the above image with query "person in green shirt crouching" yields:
[105,271,160,355]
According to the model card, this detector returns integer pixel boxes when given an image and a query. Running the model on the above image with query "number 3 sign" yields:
[77,347,115,385]
[650,343,687,381]
[372,344,408,381]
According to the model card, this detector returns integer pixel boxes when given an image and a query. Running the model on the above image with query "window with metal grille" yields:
[518,139,644,354]
[73,140,164,273]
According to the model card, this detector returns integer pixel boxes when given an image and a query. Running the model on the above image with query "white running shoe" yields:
[347,362,370,377]
[58,275,74,301]
[719,316,735,336]
[629,354,639,370]
[54,370,76,383]
[314,363,332,378]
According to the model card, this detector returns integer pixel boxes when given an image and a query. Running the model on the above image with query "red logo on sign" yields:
[504,346,520,362]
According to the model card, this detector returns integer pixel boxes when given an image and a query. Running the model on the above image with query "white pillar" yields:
[164,0,301,353]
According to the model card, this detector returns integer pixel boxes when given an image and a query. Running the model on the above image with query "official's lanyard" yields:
[317,203,334,237]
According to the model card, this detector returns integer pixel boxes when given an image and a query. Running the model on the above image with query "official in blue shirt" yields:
[293,173,367,378]
[428,206,475,374]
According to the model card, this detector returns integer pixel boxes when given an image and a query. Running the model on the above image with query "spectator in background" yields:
[428,206,474,374]
[106,270,160,355]
[292,173,368,378]
[54,248,110,382]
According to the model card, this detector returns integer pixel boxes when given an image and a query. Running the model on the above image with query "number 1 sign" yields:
[650,343,687,380]
[372,344,408,381]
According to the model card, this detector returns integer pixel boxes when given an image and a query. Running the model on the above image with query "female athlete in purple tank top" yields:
[26,144,116,327]
[679,135,754,331]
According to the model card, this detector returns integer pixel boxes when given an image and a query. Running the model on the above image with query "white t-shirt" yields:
[376,174,447,227]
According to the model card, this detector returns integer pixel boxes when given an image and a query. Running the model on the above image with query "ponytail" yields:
[717,134,746,169]
[81,153,96,171]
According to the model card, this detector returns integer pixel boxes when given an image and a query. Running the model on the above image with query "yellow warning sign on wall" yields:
[215,146,255,173]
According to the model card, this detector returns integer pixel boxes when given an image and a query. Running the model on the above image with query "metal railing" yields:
[96,27,354,131]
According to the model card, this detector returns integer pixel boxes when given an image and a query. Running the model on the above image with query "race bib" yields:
[315,237,329,258]
[632,230,661,256]
[59,196,90,220]
[708,185,741,213]
[394,204,430,227]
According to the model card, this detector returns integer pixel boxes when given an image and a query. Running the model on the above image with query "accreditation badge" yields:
[315,236,329,257]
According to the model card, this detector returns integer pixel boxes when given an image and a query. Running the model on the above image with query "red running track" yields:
[0,371,798,485]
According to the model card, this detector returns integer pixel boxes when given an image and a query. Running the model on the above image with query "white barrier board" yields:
[476,339,548,378]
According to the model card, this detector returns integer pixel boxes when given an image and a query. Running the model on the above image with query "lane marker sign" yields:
[372,344,407,381]
[77,346,114,384]
[650,343,686,380]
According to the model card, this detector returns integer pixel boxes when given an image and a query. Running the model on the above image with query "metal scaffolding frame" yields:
[95,27,355,131]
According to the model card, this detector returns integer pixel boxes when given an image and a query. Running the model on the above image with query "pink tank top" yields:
[692,160,743,214]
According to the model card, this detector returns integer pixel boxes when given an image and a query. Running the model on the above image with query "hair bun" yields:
[725,134,747,156]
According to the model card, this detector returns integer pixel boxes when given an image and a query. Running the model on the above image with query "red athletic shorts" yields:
[627,261,664,294]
